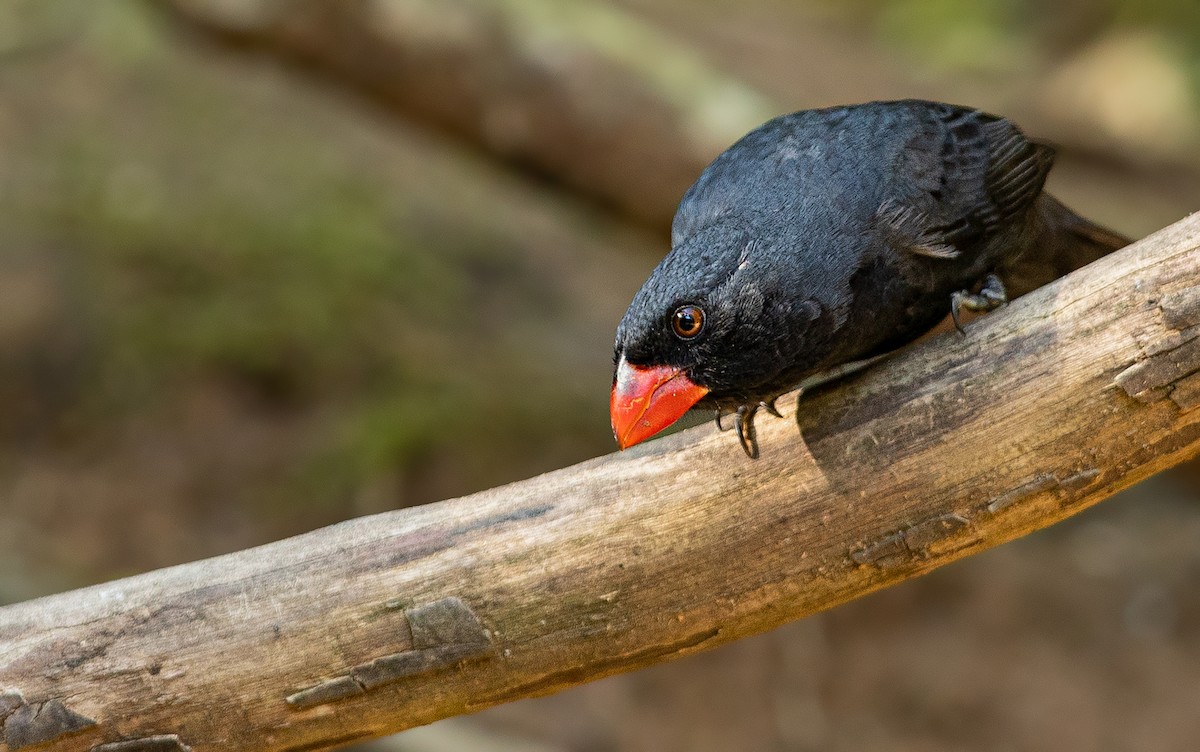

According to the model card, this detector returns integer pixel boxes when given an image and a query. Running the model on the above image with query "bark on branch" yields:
[2,214,1200,751]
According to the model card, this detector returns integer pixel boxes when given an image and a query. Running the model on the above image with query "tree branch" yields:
[152,0,776,229]
[2,213,1200,751]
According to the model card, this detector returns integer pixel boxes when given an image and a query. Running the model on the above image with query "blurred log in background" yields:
[1,0,1199,750]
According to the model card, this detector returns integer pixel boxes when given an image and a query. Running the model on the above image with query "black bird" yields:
[610,99,1129,456]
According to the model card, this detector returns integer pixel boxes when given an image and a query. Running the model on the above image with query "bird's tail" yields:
[1003,193,1132,298]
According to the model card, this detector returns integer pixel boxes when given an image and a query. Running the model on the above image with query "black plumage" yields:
[611,100,1129,456]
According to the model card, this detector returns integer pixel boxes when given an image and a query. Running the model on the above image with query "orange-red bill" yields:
[610,357,709,449]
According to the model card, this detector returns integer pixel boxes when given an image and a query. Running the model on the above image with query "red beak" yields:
[610,357,710,449]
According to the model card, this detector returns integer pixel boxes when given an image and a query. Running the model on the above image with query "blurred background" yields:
[1,0,1198,750]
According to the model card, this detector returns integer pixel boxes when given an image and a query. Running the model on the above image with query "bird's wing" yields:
[878,104,1055,261]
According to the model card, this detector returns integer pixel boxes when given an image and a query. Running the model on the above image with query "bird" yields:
[610,99,1130,457]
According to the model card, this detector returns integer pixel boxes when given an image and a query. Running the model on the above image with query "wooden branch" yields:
[153,0,775,229]
[2,213,1200,751]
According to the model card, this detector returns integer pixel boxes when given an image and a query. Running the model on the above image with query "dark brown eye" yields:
[672,305,705,339]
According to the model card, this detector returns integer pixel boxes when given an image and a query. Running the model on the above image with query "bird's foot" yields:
[735,404,760,459]
[714,397,785,457]
[710,400,787,458]
[951,273,1007,333]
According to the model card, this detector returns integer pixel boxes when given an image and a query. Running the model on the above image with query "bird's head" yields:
[610,224,823,449]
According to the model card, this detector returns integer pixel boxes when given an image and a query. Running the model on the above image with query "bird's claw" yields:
[735,404,759,459]
[717,397,788,457]
[951,273,1007,333]
[759,398,783,418]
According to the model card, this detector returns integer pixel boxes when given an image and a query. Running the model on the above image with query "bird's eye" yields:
[671,305,705,339]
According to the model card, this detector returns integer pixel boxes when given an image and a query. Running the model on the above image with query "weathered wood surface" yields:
[1,213,1199,751]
